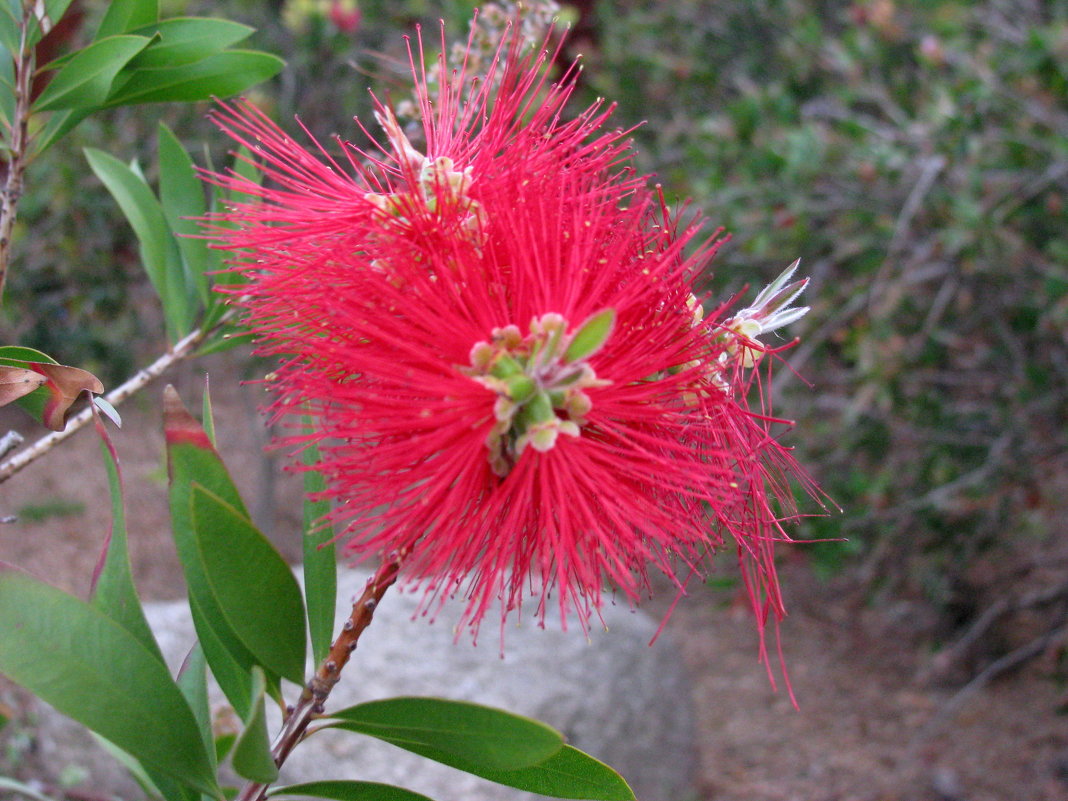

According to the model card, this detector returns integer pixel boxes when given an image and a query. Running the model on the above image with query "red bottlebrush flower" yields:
[206,20,817,670]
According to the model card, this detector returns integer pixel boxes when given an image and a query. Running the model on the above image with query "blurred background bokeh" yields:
[1,0,1066,797]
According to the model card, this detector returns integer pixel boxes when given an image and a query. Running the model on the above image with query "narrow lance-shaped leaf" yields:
[0,566,219,797]
[88,405,163,663]
[165,385,262,715]
[0,6,19,53]
[324,697,563,771]
[267,781,436,801]
[198,145,259,331]
[189,592,254,720]
[201,375,217,447]
[33,35,151,111]
[176,643,214,768]
[301,423,335,666]
[93,733,201,801]
[85,148,192,342]
[0,42,16,131]
[31,107,94,158]
[191,484,307,685]
[159,121,212,307]
[436,744,636,801]
[96,0,158,38]
[565,308,615,363]
[126,17,254,69]
[104,50,284,107]
[230,666,278,783]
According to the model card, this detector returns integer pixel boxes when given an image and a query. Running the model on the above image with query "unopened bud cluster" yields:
[364,109,486,246]
[465,309,614,476]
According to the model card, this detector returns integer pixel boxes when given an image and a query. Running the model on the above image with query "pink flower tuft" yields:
[206,19,818,673]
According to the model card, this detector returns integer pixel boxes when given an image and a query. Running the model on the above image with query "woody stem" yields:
[233,549,409,801]
[0,3,36,303]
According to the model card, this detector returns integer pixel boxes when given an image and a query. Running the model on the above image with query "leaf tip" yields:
[164,385,213,449]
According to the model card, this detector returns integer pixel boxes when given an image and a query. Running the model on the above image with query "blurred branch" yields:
[915,618,1067,743]
[928,578,1068,682]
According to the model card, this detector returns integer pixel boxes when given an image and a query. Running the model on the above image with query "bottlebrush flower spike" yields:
[205,17,819,673]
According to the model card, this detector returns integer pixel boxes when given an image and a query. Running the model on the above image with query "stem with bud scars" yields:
[0,3,36,302]
[233,549,409,801]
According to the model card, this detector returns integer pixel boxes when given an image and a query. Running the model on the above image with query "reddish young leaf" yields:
[29,362,105,431]
[0,366,46,407]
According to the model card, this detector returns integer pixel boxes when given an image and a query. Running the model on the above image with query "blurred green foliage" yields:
[586,0,1068,609]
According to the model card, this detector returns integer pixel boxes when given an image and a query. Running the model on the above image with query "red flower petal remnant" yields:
[206,19,819,666]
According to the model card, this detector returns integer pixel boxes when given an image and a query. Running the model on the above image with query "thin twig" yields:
[234,549,408,801]
[0,325,215,484]
[925,578,1068,683]
[913,622,1067,744]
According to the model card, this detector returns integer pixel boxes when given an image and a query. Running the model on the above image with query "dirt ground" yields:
[0,356,1065,801]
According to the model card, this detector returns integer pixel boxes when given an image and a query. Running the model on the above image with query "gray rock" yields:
[25,568,696,801]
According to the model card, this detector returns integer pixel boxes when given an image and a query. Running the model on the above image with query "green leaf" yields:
[89,407,163,663]
[92,734,199,801]
[191,484,307,685]
[176,643,214,768]
[268,781,435,801]
[0,567,219,797]
[226,143,264,209]
[0,345,56,365]
[325,697,563,771]
[231,667,278,783]
[443,745,636,801]
[158,121,211,306]
[85,147,191,341]
[189,592,254,720]
[34,35,151,111]
[105,50,284,107]
[0,6,18,53]
[201,376,217,447]
[0,42,15,133]
[301,428,335,666]
[31,107,93,157]
[127,17,254,69]
[166,385,260,716]
[215,732,237,764]
[96,0,158,38]
[0,345,53,422]
[565,309,616,363]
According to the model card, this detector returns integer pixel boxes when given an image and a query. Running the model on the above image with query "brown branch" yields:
[913,621,1067,744]
[234,549,408,801]
[0,2,37,302]
[922,578,1068,684]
